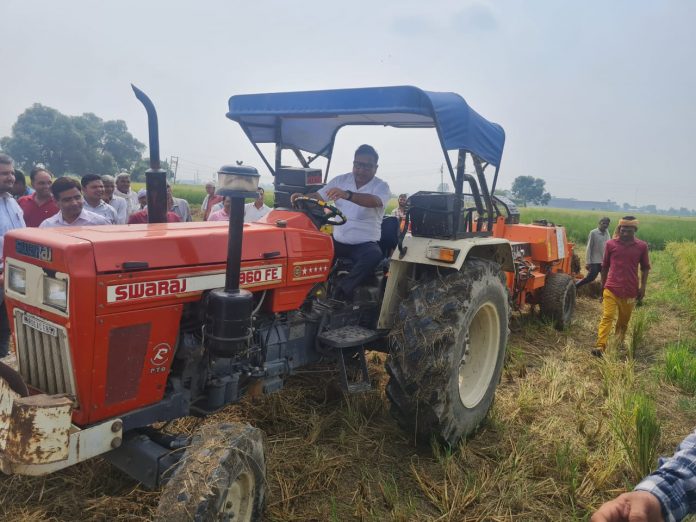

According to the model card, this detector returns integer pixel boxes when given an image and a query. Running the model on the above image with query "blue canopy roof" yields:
[227,86,505,167]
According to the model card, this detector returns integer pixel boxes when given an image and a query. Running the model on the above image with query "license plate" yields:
[22,313,58,337]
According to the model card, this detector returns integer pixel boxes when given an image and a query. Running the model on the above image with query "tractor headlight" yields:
[7,265,27,295]
[43,276,67,312]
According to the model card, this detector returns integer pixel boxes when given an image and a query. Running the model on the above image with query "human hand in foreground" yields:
[591,491,663,522]
[637,287,646,301]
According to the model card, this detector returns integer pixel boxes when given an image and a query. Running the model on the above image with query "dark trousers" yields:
[576,263,601,289]
[333,240,383,297]
[0,294,9,357]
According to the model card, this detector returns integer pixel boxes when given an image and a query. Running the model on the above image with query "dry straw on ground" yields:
[2,248,696,521]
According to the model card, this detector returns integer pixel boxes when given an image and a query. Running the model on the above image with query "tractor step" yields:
[336,346,371,394]
[317,326,379,394]
[317,325,380,349]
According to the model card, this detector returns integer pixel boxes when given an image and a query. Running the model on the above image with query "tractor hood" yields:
[6,221,295,273]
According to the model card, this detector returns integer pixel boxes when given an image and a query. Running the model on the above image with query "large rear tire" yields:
[540,272,576,330]
[156,422,266,522]
[386,258,509,446]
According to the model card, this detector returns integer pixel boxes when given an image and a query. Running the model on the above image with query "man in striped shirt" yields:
[592,428,696,521]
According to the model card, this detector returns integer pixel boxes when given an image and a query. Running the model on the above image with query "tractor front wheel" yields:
[156,422,266,522]
[386,258,509,446]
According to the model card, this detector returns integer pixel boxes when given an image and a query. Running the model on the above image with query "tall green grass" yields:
[611,392,661,482]
[520,208,696,250]
[666,242,696,301]
[627,309,652,360]
[663,342,696,393]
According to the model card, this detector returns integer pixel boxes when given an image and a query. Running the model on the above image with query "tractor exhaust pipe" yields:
[131,84,168,224]
[204,165,260,357]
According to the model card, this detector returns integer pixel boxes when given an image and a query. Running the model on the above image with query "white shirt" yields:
[0,193,26,271]
[105,197,128,224]
[83,200,119,224]
[114,189,140,217]
[244,202,271,223]
[318,173,390,244]
[39,208,110,228]
[171,198,192,222]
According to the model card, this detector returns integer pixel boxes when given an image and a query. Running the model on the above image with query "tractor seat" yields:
[333,216,400,273]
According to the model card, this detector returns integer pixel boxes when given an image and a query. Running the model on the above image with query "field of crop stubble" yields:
[3,203,696,521]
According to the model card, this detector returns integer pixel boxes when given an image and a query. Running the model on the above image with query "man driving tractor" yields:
[291,144,391,301]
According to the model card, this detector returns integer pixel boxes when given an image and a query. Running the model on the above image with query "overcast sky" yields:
[2,0,695,209]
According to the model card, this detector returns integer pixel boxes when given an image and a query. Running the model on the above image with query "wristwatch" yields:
[345,190,353,201]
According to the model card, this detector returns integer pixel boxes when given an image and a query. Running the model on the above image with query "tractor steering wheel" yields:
[292,196,347,226]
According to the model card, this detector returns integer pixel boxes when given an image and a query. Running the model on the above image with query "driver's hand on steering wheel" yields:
[290,192,302,205]
[325,188,349,201]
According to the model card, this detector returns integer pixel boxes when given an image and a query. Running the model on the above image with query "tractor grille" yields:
[13,309,77,397]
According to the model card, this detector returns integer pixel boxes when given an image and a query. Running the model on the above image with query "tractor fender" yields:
[378,235,513,330]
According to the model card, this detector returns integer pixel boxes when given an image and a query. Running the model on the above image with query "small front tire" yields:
[156,422,266,522]
[540,272,576,330]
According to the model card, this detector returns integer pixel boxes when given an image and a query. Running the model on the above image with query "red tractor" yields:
[0,85,576,520]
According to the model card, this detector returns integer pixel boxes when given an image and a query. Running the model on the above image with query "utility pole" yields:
[169,155,179,184]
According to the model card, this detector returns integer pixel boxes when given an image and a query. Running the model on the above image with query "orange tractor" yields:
[0,85,575,520]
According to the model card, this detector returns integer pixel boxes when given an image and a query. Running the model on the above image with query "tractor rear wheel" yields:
[540,272,576,330]
[386,258,509,446]
[156,422,266,522]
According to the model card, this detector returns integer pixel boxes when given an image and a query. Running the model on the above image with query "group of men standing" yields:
[201,182,271,223]
[0,153,200,357]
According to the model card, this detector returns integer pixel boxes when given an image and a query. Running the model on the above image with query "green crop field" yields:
[520,207,696,250]
[135,183,400,215]
[131,186,694,250]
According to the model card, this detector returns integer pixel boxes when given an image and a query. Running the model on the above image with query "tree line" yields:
[0,104,166,182]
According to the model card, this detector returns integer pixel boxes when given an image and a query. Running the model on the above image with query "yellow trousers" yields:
[596,288,635,350]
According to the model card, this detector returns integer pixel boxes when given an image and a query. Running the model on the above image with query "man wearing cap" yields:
[137,188,147,209]
[202,181,223,221]
[592,216,650,357]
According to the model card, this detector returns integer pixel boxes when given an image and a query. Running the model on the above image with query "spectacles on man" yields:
[353,161,376,170]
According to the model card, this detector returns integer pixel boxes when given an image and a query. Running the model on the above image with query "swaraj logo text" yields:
[114,279,187,302]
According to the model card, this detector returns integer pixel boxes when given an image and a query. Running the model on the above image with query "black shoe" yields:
[591,349,604,358]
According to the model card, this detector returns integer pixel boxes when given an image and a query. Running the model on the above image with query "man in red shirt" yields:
[592,216,650,357]
[127,209,181,224]
[18,167,59,227]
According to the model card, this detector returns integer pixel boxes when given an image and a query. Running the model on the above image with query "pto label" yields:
[107,265,283,303]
